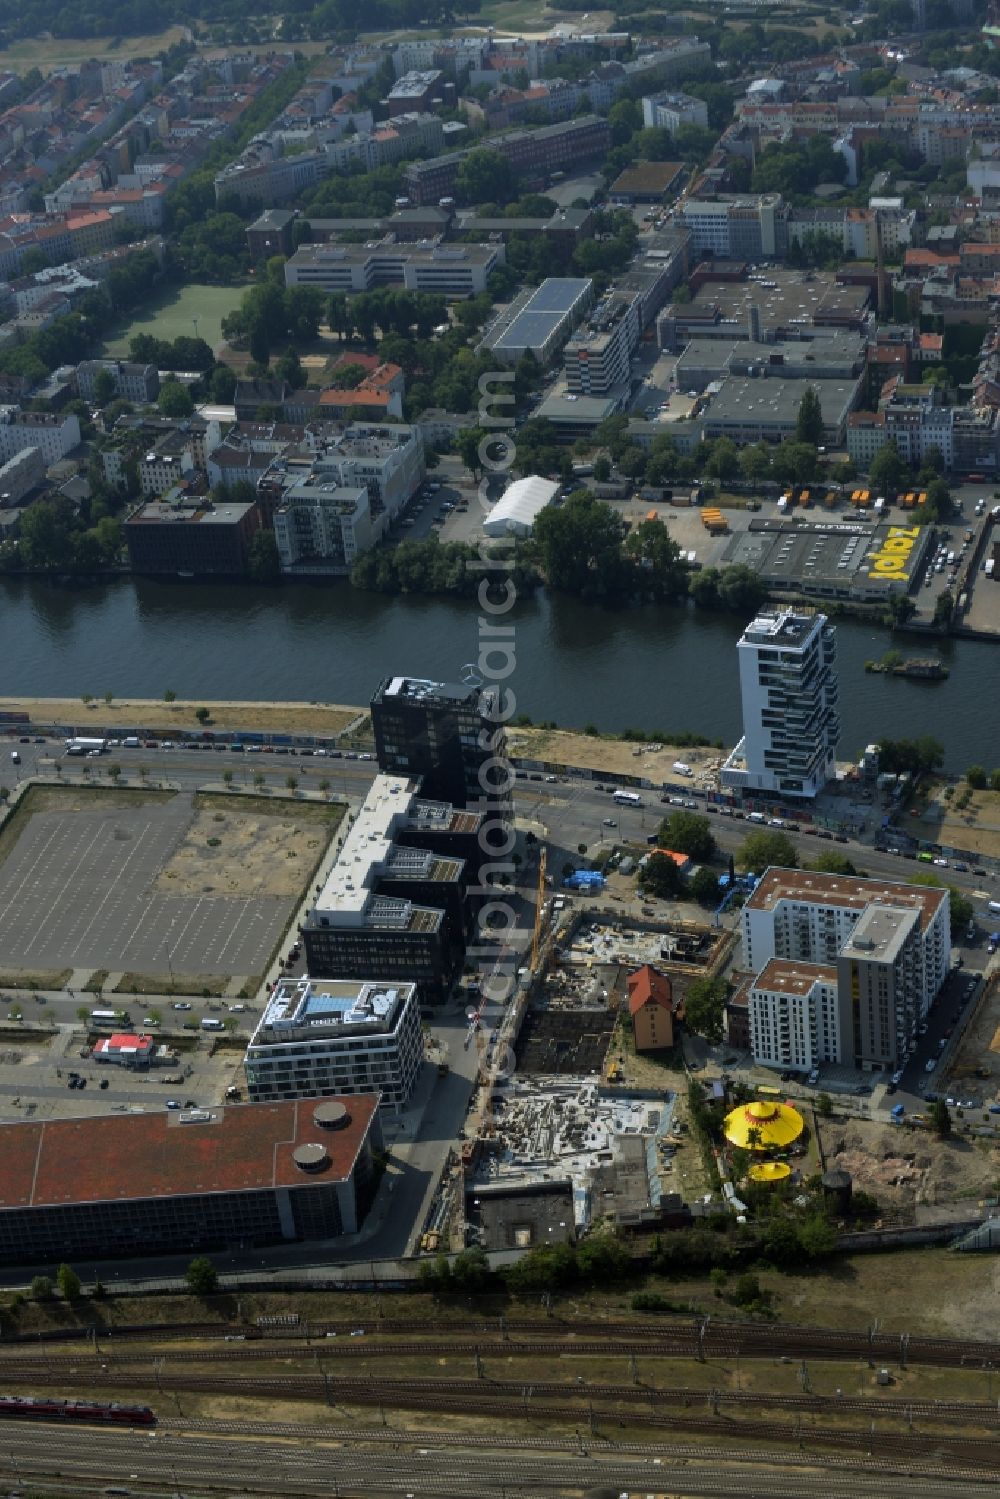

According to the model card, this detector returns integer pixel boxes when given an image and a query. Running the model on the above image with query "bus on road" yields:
[65,738,107,756]
[613,790,644,806]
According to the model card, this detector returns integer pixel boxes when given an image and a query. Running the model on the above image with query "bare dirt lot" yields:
[0,696,362,739]
[909,782,1000,859]
[156,795,343,900]
[817,1112,999,1213]
[948,973,1000,1093]
[510,726,726,784]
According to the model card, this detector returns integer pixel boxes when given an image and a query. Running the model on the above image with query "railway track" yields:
[6,1327,1000,1373]
[8,1364,1000,1465]
[9,1313,1000,1370]
[7,1360,997,1428]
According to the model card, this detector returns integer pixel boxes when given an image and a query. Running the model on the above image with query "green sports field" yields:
[101,282,248,359]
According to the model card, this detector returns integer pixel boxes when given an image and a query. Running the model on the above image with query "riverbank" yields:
[0,697,363,738]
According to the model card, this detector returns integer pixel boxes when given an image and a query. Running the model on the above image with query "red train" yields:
[0,1395,155,1425]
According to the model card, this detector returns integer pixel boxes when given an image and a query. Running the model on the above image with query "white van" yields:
[988,900,1000,917]
[123,736,140,748]
[200,1017,224,1031]
[747,811,766,823]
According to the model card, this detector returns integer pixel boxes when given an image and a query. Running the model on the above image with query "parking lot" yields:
[0,1019,246,1125]
[0,787,313,985]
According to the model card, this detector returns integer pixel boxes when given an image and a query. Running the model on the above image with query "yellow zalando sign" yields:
[868,525,921,581]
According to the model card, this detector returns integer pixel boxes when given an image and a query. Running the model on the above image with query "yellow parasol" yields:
[724,1098,804,1151]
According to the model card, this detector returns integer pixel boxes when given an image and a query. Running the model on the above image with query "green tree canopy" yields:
[737,829,798,872]
[795,385,824,446]
[639,851,686,899]
[659,810,716,862]
[684,975,728,1043]
[185,1256,218,1295]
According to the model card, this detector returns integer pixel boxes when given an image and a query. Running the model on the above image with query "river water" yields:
[3,577,997,771]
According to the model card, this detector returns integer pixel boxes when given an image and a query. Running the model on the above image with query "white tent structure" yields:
[483,475,560,537]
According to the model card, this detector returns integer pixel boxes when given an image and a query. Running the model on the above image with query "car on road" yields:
[165,1100,181,1109]
[602,818,617,827]
[806,1068,819,1085]
[172,1001,192,1011]
[891,1069,904,1085]
[933,857,949,867]
[925,1059,936,1072]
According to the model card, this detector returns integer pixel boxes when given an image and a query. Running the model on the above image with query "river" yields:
[3,577,997,771]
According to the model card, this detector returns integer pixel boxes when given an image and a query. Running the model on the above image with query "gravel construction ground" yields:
[817,1113,998,1213]
[914,785,1000,860]
[0,696,362,738]
[158,796,340,900]
[510,725,725,782]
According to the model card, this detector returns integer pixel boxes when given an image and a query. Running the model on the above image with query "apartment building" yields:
[244,977,423,1113]
[741,871,950,1072]
[721,608,839,800]
[837,903,923,1071]
[283,240,501,296]
[273,482,373,574]
[0,445,43,505]
[0,407,81,465]
[77,359,159,405]
[748,959,840,1073]
[641,90,709,132]
[302,775,473,1002]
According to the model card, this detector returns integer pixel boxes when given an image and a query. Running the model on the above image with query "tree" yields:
[157,379,195,419]
[660,810,715,862]
[222,769,234,787]
[795,386,824,447]
[92,368,117,406]
[683,975,728,1044]
[689,866,721,906]
[737,829,798,872]
[796,1214,838,1260]
[455,148,515,206]
[930,1097,952,1138]
[816,1093,833,1118]
[29,1275,53,1300]
[76,1005,89,1024]
[933,589,954,628]
[639,851,685,899]
[164,689,176,702]
[868,439,909,497]
[195,707,211,724]
[966,765,987,789]
[57,1263,82,1301]
[455,425,488,480]
[185,1256,218,1295]
[810,852,858,876]
[738,443,771,488]
[247,529,280,582]
[285,774,299,792]
[253,772,266,791]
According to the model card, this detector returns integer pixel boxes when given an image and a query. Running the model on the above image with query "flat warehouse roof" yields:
[0,1094,378,1210]
[705,376,859,426]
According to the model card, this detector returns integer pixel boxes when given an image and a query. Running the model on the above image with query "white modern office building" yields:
[740,868,951,1071]
[721,608,839,800]
[244,976,424,1113]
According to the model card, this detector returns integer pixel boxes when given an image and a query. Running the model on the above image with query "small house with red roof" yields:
[627,964,676,1053]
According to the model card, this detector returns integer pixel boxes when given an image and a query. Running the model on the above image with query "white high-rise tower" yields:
[721,608,839,799]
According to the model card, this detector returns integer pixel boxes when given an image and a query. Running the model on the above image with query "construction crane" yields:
[530,846,547,972]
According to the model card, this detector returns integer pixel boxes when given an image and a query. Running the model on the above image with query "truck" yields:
[65,737,107,756]
[986,558,996,578]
